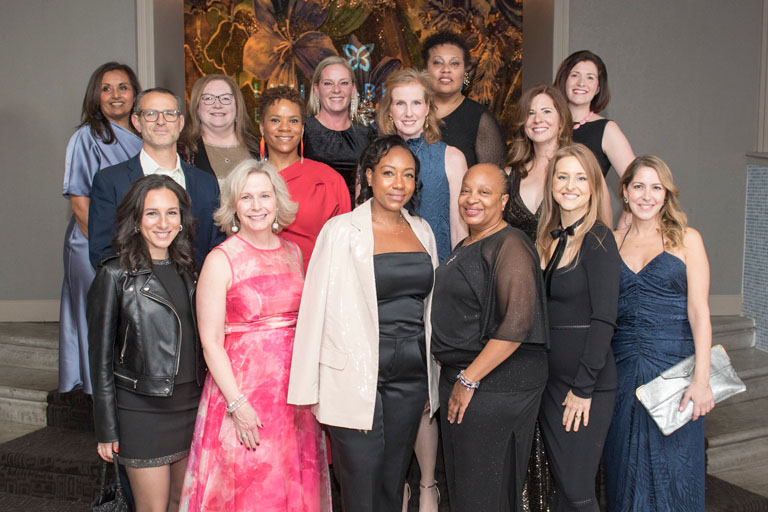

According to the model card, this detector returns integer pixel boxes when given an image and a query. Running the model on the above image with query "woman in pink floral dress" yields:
[180,159,331,511]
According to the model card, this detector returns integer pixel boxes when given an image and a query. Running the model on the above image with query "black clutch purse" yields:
[91,455,128,512]
[635,344,746,436]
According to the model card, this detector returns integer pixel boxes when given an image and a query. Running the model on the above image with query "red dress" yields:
[279,158,351,270]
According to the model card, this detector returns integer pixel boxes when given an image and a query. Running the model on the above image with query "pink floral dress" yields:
[180,235,330,511]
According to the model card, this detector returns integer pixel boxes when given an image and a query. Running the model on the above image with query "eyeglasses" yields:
[137,109,182,122]
[200,93,234,105]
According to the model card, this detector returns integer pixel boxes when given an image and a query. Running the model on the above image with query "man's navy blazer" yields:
[88,153,226,270]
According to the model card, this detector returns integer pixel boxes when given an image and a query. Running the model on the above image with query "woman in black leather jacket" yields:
[87,175,204,512]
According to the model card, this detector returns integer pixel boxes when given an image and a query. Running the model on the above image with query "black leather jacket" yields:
[87,257,205,443]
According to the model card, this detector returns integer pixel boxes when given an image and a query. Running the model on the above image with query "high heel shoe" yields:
[420,480,440,505]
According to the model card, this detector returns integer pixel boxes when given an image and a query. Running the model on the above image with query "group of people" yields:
[58,30,714,512]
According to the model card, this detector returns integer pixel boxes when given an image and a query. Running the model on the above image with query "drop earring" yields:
[272,209,279,231]
[232,215,240,233]
[462,72,470,90]
[260,137,265,160]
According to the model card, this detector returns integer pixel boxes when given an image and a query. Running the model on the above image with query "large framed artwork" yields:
[184,0,522,130]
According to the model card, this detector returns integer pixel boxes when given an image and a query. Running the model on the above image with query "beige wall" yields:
[568,0,761,299]
[0,1,137,317]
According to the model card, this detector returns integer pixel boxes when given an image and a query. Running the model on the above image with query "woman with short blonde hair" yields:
[303,56,376,202]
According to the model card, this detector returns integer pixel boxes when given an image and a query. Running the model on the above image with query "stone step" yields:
[706,396,768,473]
[0,323,58,371]
[0,491,88,512]
[712,315,756,351]
[0,364,56,426]
[724,346,768,404]
[0,426,101,503]
[0,420,43,445]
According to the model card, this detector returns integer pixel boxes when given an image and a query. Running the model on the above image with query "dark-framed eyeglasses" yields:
[200,93,234,106]
[137,109,182,122]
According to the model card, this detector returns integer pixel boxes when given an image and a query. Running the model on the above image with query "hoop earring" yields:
[462,72,470,90]
[134,226,139,234]
[178,224,183,232]
[349,93,359,121]
[232,215,240,233]
[623,196,629,204]
[260,137,265,160]
[272,209,279,231]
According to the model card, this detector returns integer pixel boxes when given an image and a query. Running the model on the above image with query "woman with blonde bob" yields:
[178,74,259,178]
[603,155,713,511]
[303,56,376,200]
[536,144,620,511]
[180,159,330,511]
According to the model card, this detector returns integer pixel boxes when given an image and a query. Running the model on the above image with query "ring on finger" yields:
[240,433,247,441]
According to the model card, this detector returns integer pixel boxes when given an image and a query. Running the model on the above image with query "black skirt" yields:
[116,381,201,467]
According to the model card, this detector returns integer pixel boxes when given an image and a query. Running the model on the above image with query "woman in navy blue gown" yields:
[604,155,715,511]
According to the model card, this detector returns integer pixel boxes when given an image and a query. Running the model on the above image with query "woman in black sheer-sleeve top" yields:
[431,164,549,512]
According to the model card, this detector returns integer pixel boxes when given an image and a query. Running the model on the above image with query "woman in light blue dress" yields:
[59,62,142,394]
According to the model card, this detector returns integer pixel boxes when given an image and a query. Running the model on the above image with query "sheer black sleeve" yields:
[571,224,621,398]
[485,230,545,344]
[475,110,506,167]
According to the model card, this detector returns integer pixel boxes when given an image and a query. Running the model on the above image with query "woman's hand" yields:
[447,381,474,424]
[680,380,715,421]
[97,441,119,462]
[231,401,263,449]
[562,390,591,432]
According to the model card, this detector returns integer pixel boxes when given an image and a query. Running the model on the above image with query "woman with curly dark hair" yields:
[422,31,505,168]
[258,85,350,270]
[289,136,440,511]
[88,175,204,512]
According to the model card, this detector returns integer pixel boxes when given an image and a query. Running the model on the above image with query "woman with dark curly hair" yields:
[258,85,350,270]
[59,61,142,395]
[289,136,440,512]
[88,174,204,512]
[422,31,505,168]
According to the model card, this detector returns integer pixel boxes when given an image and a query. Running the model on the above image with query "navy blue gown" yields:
[603,250,705,511]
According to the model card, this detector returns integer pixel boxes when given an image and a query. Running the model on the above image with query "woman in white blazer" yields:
[288,135,439,512]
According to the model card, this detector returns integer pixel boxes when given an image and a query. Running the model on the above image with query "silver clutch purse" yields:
[635,344,746,436]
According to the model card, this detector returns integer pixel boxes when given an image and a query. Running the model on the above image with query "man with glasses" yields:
[89,87,225,269]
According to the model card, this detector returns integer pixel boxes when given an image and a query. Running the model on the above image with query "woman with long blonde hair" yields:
[603,155,713,511]
[536,144,620,512]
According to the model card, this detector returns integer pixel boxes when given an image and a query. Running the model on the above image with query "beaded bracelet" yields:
[225,394,246,414]
[457,370,480,391]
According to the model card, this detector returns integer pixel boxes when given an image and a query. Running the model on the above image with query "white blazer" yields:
[287,199,440,430]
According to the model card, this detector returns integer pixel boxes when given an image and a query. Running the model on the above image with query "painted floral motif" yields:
[184,0,522,130]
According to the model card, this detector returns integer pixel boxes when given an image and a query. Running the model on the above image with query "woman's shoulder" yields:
[584,221,619,254]
[301,158,346,182]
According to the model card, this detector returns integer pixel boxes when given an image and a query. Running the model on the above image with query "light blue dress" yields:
[59,122,141,393]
